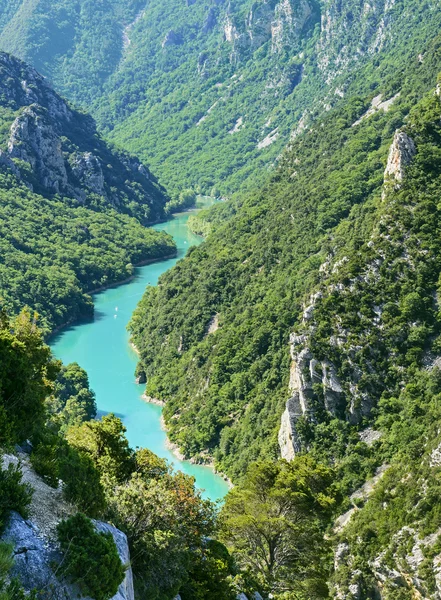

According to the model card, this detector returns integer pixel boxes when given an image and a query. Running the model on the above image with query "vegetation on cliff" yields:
[0,52,175,334]
[129,34,441,479]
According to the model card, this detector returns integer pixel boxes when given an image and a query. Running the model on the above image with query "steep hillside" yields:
[128,53,441,596]
[128,35,441,480]
[1,1,440,198]
[0,52,174,333]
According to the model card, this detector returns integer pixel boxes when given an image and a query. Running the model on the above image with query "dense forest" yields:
[129,33,441,478]
[129,59,441,597]
[3,0,441,599]
[0,51,175,333]
[1,0,440,200]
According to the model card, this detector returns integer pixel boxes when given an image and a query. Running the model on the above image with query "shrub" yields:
[0,463,32,531]
[57,513,125,600]
[58,449,106,518]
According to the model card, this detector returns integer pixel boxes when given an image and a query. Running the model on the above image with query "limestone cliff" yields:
[0,51,168,223]
[279,125,419,460]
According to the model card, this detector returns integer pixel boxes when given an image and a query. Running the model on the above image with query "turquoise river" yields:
[50,208,230,502]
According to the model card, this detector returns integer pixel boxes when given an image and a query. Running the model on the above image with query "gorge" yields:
[50,205,230,502]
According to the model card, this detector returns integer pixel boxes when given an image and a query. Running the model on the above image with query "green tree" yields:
[0,309,58,446]
[57,513,125,600]
[47,363,97,432]
[66,414,134,489]
[220,457,335,599]
[108,470,217,599]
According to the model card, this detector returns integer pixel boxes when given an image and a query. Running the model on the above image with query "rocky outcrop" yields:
[203,8,217,33]
[0,51,167,221]
[1,453,134,600]
[278,395,303,461]
[317,0,399,82]
[0,148,20,178]
[278,320,345,460]
[3,513,134,600]
[0,52,73,123]
[162,30,183,47]
[384,130,416,184]
[6,106,108,201]
[271,0,313,53]
[8,105,69,195]
[136,370,147,384]
[220,0,314,64]
[246,2,273,48]
[334,524,441,599]
[95,522,134,600]
[71,152,106,197]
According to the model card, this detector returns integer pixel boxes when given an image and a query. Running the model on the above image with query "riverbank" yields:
[50,206,230,501]
[48,251,177,341]
[86,251,178,295]
[139,398,233,489]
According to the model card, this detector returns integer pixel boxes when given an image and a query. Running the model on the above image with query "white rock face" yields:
[94,521,135,600]
[278,395,303,461]
[72,152,106,197]
[384,130,416,184]
[8,105,69,194]
[278,309,345,460]
[258,127,279,149]
[271,0,312,53]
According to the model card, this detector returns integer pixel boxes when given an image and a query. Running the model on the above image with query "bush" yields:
[57,513,125,600]
[0,542,36,600]
[58,449,106,518]
[0,463,32,531]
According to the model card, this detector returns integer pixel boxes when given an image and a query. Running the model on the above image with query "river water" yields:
[50,208,229,502]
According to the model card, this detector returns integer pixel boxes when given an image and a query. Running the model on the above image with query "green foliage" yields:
[66,414,134,489]
[0,463,32,531]
[220,457,335,598]
[0,51,174,334]
[166,189,197,214]
[180,540,236,600]
[0,543,35,600]
[1,0,439,200]
[30,427,106,517]
[59,447,106,517]
[57,513,125,600]
[47,362,97,433]
[330,368,441,598]
[0,171,175,333]
[129,39,441,480]
[0,309,58,446]
[108,469,217,600]
[0,544,13,581]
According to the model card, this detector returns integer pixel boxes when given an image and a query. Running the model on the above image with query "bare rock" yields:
[162,30,184,47]
[278,395,303,461]
[384,130,416,184]
[245,2,273,48]
[1,453,134,600]
[71,152,106,197]
[358,428,382,447]
[271,0,313,53]
[0,148,21,178]
[8,105,69,194]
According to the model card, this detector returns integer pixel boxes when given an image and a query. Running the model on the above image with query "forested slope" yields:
[1,0,440,199]
[127,44,441,595]
[0,52,174,333]
[129,34,441,479]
